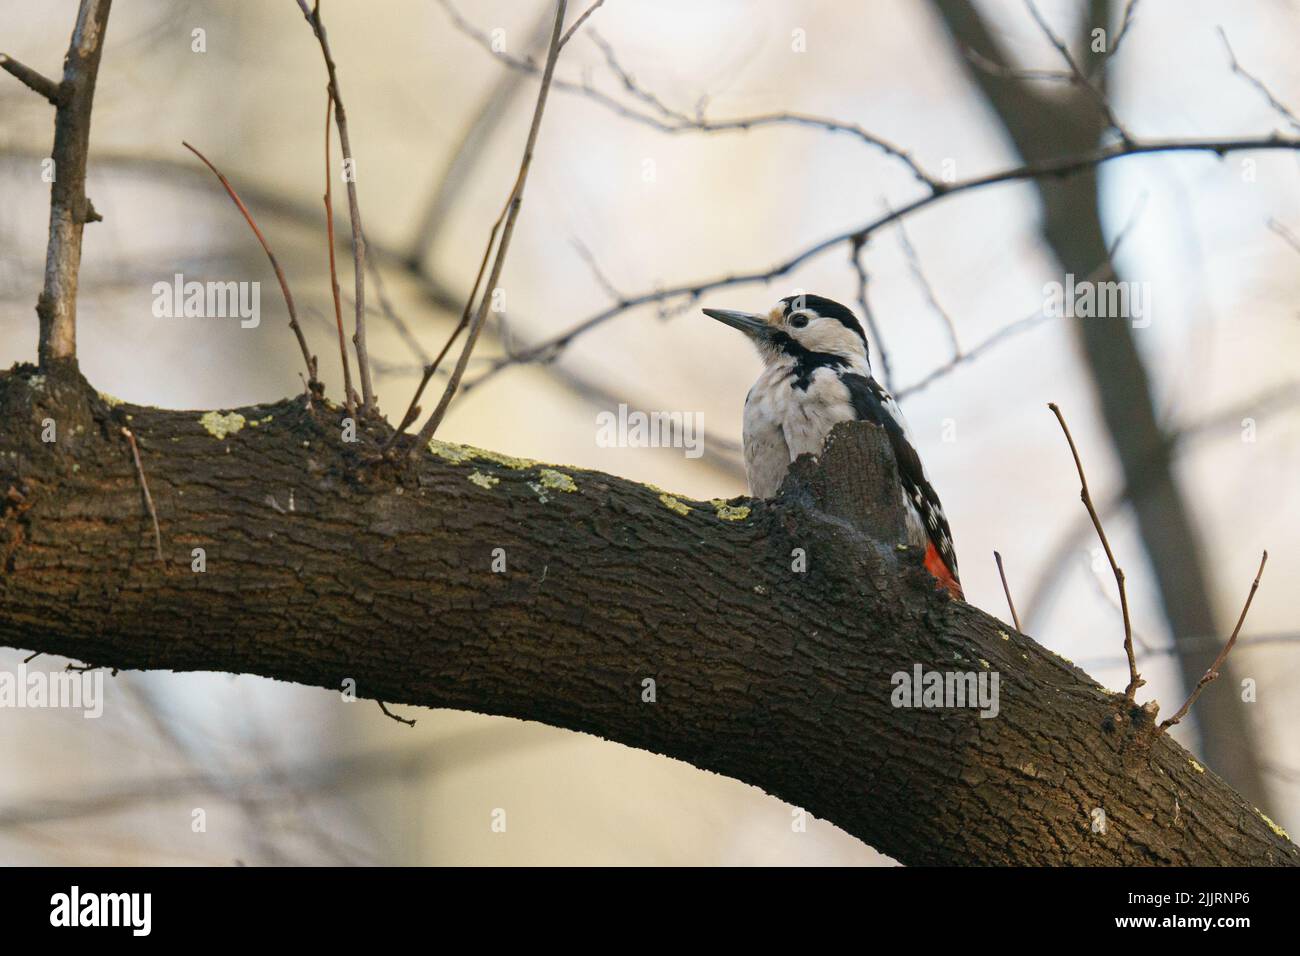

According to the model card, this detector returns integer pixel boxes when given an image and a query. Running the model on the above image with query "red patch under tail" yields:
[924,541,963,600]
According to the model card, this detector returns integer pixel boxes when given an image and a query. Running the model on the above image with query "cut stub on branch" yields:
[781,420,939,592]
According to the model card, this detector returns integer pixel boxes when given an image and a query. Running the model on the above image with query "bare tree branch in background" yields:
[463,130,1299,396]
[1217,26,1300,133]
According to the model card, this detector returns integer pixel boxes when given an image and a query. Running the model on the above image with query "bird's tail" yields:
[923,541,963,600]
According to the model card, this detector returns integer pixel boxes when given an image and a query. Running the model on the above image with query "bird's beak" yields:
[702,308,771,339]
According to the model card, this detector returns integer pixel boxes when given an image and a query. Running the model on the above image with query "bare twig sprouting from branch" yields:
[120,427,163,563]
[993,551,1022,632]
[0,53,62,104]
[377,700,417,727]
[183,141,320,389]
[408,0,572,453]
[1048,402,1144,700]
[323,93,355,417]
[559,0,605,48]
[30,0,114,367]
[297,0,375,413]
[1160,552,1268,731]
[1217,27,1300,133]
[1024,380,1300,631]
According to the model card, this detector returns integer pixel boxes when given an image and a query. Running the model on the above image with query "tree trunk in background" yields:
[0,366,1293,864]
[929,0,1269,810]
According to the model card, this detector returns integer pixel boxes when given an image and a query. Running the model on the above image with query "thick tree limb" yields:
[0,366,1293,866]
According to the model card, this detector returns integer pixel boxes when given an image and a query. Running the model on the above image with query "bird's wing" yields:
[839,372,961,589]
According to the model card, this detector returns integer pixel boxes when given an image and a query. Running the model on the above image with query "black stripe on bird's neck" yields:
[770,332,849,391]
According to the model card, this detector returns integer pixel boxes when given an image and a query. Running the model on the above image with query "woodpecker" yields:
[703,294,962,599]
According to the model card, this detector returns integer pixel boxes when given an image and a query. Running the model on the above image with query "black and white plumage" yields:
[703,293,962,597]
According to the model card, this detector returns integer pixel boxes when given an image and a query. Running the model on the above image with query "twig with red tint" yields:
[182,141,319,390]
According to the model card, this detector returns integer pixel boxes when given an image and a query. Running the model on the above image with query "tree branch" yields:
[297,0,376,413]
[465,133,1300,392]
[0,53,61,104]
[0,368,1293,865]
[34,0,113,368]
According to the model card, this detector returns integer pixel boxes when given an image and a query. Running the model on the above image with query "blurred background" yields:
[1,0,1298,865]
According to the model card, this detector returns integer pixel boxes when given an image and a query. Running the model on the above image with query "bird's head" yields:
[703,294,870,366]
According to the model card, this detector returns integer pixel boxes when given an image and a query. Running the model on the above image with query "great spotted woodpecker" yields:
[703,293,962,599]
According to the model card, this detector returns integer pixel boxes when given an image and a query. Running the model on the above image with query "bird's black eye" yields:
[790,312,809,329]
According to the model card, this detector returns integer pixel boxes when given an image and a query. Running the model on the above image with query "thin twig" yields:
[0,53,62,104]
[323,92,355,417]
[559,0,604,48]
[1269,217,1300,254]
[1048,402,1143,700]
[408,0,570,453]
[121,427,163,563]
[570,236,624,302]
[993,551,1022,632]
[849,238,892,392]
[1025,380,1300,630]
[437,0,933,188]
[892,209,960,359]
[183,141,319,389]
[898,195,1144,401]
[1024,0,1132,143]
[960,45,1072,84]
[1217,27,1300,133]
[1160,552,1268,731]
[377,700,417,727]
[297,0,375,412]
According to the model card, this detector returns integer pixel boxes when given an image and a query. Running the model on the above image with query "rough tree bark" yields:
[0,365,1293,865]
[930,0,1270,810]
